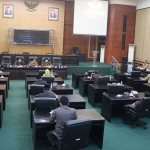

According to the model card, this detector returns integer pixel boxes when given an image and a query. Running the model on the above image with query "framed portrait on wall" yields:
[3,4,14,18]
[48,7,58,21]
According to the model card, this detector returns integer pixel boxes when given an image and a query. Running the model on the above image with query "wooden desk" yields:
[25,71,58,78]
[88,83,132,107]
[101,92,144,123]
[143,83,150,92]
[126,77,148,92]
[0,85,6,110]
[0,77,8,98]
[30,94,86,127]
[114,72,146,84]
[79,77,117,97]
[28,84,73,109]
[4,67,67,80]
[26,77,64,97]
[32,109,105,150]
[72,72,85,89]
[0,95,3,128]
[1,72,10,89]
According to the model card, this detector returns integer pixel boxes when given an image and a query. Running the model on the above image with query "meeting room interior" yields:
[0,0,150,150]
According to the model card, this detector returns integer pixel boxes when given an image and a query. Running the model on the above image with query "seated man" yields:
[90,72,101,84]
[33,76,48,85]
[46,96,77,145]
[123,91,150,121]
[29,59,38,67]
[42,58,53,67]
[36,84,59,105]
[14,58,24,67]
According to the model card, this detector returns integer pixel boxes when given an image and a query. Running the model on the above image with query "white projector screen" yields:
[73,0,108,36]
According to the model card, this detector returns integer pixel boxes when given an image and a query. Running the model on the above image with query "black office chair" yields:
[108,84,124,94]
[41,76,54,85]
[23,52,29,55]
[125,97,150,129]
[35,97,57,111]
[41,57,51,65]
[30,84,44,95]
[14,56,24,62]
[28,56,38,65]
[72,47,80,54]
[53,57,62,66]
[1,56,11,68]
[38,70,46,77]
[51,118,92,150]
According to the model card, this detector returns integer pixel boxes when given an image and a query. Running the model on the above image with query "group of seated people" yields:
[14,58,54,67]
[137,60,150,71]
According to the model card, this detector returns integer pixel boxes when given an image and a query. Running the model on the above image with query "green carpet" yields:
[67,61,112,75]
[0,77,150,150]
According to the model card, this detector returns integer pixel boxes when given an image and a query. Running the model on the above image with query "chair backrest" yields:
[98,76,109,85]
[72,47,80,54]
[38,70,45,77]
[28,56,38,64]
[53,57,62,66]
[23,52,29,55]
[30,84,44,95]
[61,118,92,150]
[1,56,11,67]
[2,51,9,54]
[15,56,24,61]
[42,57,51,62]
[42,76,54,84]
[131,71,141,78]
[136,97,150,118]
[35,97,57,111]
[108,84,124,94]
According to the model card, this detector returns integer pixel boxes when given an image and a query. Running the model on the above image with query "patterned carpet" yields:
[0,77,150,150]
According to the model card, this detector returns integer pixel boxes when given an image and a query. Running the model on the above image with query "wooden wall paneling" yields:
[104,4,136,64]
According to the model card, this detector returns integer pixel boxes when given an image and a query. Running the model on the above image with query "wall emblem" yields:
[24,1,39,11]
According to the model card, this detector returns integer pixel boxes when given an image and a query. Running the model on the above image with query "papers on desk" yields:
[62,84,66,87]
[17,66,23,68]
[116,94,123,98]
[139,77,146,80]
[87,76,91,79]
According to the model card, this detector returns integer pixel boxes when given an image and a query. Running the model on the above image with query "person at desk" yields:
[14,58,24,67]
[33,76,47,85]
[42,58,53,67]
[90,72,102,84]
[123,91,150,121]
[47,96,77,145]
[43,69,54,77]
[29,59,38,67]
[145,74,150,83]
[36,84,59,104]
[137,60,149,70]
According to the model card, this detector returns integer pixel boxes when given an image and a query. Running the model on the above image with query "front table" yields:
[101,92,144,123]
[32,109,105,150]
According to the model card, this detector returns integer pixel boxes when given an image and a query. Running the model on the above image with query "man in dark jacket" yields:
[36,84,59,105]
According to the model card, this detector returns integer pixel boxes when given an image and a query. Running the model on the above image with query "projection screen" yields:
[73,0,108,36]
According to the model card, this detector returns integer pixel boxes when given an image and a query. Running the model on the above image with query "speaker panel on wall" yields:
[121,56,128,73]
[123,15,127,32]
[121,34,126,50]
[128,44,135,63]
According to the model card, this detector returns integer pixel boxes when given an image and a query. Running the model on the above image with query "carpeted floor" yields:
[0,76,150,150]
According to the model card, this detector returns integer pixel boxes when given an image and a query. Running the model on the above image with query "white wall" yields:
[136,0,150,10]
